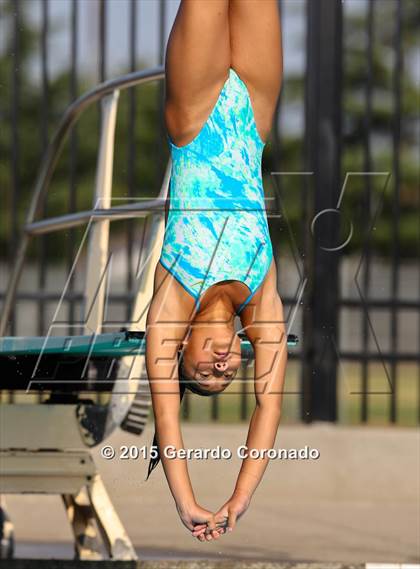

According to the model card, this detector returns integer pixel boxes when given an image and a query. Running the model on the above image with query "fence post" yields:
[301,0,343,422]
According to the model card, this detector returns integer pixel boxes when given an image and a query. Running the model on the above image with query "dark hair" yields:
[146,356,213,480]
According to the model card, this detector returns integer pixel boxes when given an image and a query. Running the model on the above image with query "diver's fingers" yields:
[192,524,207,531]
[206,517,217,532]
[215,518,228,528]
[192,526,207,537]
[211,529,221,540]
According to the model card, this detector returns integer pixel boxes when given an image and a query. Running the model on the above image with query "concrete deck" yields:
[0,561,378,569]
[0,561,375,569]
[3,423,419,563]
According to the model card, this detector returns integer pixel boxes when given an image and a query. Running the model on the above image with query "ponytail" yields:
[146,356,214,480]
[146,377,187,480]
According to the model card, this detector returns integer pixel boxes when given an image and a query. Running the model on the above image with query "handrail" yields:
[26,199,166,236]
[0,67,165,336]
[28,66,164,226]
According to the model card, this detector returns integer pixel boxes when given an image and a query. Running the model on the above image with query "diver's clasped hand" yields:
[182,489,251,542]
[177,501,224,541]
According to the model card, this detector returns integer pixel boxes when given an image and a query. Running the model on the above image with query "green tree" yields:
[0,0,418,260]
[0,0,167,260]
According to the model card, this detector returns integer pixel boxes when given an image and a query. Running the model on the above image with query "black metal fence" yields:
[0,0,418,425]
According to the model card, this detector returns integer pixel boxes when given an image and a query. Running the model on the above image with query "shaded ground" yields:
[3,423,420,563]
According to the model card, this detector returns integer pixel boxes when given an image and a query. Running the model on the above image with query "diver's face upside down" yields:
[180,322,242,395]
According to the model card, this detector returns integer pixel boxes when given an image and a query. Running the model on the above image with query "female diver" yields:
[145,0,286,542]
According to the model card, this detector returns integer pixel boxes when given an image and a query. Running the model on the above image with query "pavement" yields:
[3,423,420,563]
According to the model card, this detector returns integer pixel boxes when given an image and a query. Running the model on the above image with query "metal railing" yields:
[1,0,418,425]
[0,67,165,337]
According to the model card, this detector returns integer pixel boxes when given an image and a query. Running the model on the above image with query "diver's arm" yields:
[145,288,219,539]
[235,303,287,499]
[146,318,194,511]
[213,266,287,532]
[238,293,286,493]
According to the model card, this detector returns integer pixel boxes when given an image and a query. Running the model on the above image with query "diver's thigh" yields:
[165,0,230,105]
[229,0,283,140]
[165,0,231,145]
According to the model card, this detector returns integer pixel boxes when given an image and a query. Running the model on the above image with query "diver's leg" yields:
[165,0,231,147]
[229,0,283,142]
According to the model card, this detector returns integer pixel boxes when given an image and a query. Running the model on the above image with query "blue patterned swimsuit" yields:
[159,67,273,313]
